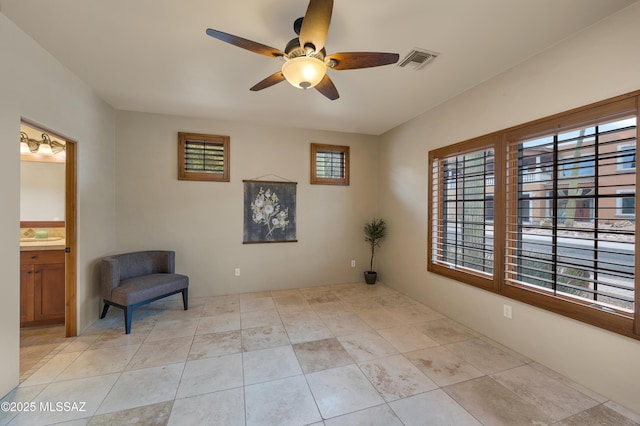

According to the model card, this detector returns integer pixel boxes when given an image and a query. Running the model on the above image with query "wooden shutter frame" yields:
[310,143,350,185]
[178,132,230,182]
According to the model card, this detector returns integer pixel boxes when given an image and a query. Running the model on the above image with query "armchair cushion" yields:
[111,273,188,306]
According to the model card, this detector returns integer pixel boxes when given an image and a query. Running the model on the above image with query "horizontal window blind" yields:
[184,140,225,174]
[431,147,495,277]
[505,116,636,314]
[316,150,345,179]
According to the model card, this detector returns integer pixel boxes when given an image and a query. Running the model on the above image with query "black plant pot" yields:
[364,271,377,285]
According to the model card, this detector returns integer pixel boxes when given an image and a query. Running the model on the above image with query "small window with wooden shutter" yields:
[311,143,350,185]
[178,132,230,182]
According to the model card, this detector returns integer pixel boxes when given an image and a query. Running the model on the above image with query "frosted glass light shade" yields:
[20,142,30,154]
[281,56,326,89]
[38,142,53,156]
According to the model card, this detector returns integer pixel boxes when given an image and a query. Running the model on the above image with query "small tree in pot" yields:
[363,217,386,284]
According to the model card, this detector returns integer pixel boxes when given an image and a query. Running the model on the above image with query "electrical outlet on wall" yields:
[351,260,356,267]
[503,304,513,319]
[234,268,240,276]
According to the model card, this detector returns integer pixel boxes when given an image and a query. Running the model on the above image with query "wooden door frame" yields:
[65,140,77,337]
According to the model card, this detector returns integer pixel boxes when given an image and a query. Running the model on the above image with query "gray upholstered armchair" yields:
[100,250,189,334]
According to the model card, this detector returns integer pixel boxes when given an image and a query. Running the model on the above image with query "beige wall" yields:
[0,13,117,397]
[115,111,380,296]
[378,2,640,413]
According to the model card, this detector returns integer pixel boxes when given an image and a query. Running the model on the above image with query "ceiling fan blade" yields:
[250,72,286,91]
[326,52,400,70]
[299,0,333,54]
[315,74,339,100]
[206,28,285,59]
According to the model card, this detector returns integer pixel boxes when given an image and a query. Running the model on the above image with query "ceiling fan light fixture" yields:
[281,56,326,89]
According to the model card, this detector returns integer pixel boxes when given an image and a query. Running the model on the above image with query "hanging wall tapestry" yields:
[243,180,297,243]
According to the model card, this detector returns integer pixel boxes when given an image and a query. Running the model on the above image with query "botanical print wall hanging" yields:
[243,180,297,243]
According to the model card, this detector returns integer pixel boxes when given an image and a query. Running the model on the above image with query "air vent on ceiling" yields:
[398,48,439,70]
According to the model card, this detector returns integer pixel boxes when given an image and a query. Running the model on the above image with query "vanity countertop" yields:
[20,239,66,251]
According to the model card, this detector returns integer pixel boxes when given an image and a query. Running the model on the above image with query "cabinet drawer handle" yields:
[31,255,37,259]
[35,270,40,274]
[27,271,33,274]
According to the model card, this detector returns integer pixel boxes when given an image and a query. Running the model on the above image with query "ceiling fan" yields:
[205,0,399,100]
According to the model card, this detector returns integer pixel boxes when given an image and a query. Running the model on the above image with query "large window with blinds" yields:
[178,132,230,182]
[310,143,350,185]
[429,91,640,339]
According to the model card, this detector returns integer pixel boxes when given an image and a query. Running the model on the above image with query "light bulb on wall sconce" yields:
[281,56,326,89]
[21,131,39,153]
[20,132,30,154]
[39,134,54,156]
[48,136,66,155]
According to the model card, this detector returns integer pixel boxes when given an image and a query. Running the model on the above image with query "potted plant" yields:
[363,217,386,284]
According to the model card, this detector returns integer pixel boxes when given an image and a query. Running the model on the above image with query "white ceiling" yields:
[2,0,637,135]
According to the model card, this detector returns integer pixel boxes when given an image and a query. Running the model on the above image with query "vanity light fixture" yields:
[19,132,66,156]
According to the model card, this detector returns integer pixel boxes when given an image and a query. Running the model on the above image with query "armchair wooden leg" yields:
[124,306,133,334]
[182,288,189,311]
[100,303,110,319]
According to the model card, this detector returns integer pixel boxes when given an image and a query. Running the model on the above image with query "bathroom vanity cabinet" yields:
[20,250,65,326]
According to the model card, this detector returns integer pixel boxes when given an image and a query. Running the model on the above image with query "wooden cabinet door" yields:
[35,262,65,321]
[21,250,65,326]
[20,265,35,323]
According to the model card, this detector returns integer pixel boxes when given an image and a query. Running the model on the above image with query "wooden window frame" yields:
[428,90,640,340]
[178,132,230,182]
[310,143,350,186]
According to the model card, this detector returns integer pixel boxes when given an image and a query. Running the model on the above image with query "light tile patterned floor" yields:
[4,282,640,425]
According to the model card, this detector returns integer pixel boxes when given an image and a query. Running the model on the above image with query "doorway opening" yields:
[19,120,77,377]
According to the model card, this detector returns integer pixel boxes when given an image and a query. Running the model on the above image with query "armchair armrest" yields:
[101,257,121,300]
[155,251,175,274]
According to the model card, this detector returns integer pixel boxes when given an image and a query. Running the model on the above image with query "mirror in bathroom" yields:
[20,124,67,222]
[20,160,65,222]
